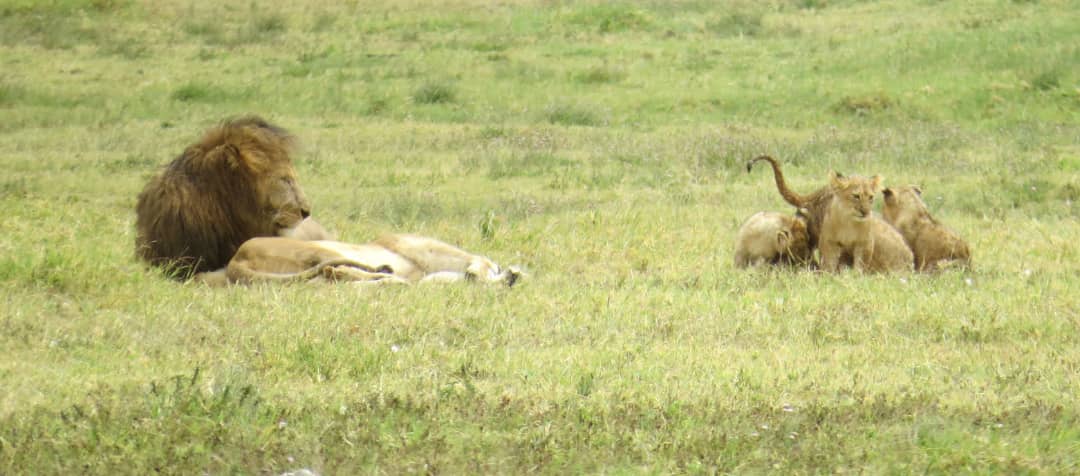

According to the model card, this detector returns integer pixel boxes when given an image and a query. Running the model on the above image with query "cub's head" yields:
[779,209,813,265]
[882,185,929,224]
[828,171,881,221]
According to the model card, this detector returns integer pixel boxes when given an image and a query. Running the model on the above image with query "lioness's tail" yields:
[747,155,806,208]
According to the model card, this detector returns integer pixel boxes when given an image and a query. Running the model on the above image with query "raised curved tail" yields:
[747,155,806,207]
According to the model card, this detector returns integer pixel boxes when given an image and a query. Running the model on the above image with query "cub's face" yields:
[882,185,926,224]
[784,216,813,263]
[830,173,882,221]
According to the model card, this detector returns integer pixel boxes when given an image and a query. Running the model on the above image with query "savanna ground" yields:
[1,0,1079,473]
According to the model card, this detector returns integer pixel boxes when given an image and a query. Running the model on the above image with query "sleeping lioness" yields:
[196,234,521,287]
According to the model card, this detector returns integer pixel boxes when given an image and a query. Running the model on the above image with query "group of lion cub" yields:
[133,116,969,286]
[735,155,971,273]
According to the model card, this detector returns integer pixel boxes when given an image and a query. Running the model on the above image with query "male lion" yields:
[882,185,971,271]
[747,155,837,250]
[197,234,521,287]
[135,116,314,278]
[733,209,814,268]
[819,172,913,273]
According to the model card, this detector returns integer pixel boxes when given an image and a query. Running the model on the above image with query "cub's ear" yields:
[882,188,894,198]
[870,175,883,191]
[913,185,923,196]
[828,170,844,187]
[795,207,811,223]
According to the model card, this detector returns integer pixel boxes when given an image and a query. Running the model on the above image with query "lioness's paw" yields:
[504,266,523,288]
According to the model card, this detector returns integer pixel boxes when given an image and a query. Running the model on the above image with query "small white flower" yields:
[278,420,287,429]
[760,423,769,430]
[898,277,908,284]
[965,278,974,286]
[788,431,798,440]
[782,403,796,413]
[287,456,295,463]
[994,423,1004,429]
[391,344,401,353]
[1023,269,1033,277]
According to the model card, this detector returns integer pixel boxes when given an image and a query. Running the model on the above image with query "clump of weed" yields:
[364,95,392,115]
[309,13,336,33]
[169,82,241,103]
[573,66,627,84]
[478,210,498,240]
[413,81,457,104]
[1030,69,1061,91]
[565,4,652,33]
[487,152,572,179]
[796,0,828,9]
[182,20,223,42]
[543,103,606,127]
[0,13,99,49]
[251,14,286,36]
[833,92,895,116]
[706,9,764,37]
[470,37,511,53]
[0,83,27,106]
[0,178,31,199]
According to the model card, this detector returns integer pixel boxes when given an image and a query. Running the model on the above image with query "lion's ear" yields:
[212,144,245,171]
[870,175,883,191]
[882,188,893,198]
[913,185,922,196]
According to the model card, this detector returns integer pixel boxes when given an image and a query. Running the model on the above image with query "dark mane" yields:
[135,116,297,279]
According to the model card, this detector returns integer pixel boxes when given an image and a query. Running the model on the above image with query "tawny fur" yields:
[818,172,912,273]
[864,214,915,272]
[203,234,521,287]
[882,185,971,271]
[733,210,813,268]
[747,155,836,249]
[135,116,312,279]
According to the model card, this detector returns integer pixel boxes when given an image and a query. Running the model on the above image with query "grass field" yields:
[1,0,1079,473]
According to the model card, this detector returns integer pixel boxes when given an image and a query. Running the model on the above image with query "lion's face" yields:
[829,173,881,221]
[257,165,311,233]
[882,185,927,225]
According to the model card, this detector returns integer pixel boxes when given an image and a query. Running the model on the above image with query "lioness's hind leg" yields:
[323,264,408,284]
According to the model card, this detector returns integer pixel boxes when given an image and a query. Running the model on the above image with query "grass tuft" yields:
[565,4,652,33]
[833,92,895,116]
[573,65,627,84]
[543,102,606,126]
[413,81,457,104]
[1030,69,1060,91]
[706,9,765,37]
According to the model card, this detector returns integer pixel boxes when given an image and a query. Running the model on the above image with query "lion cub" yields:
[819,173,913,273]
[882,185,971,271]
[733,210,813,268]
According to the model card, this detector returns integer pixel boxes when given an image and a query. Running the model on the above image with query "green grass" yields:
[2,0,1080,473]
